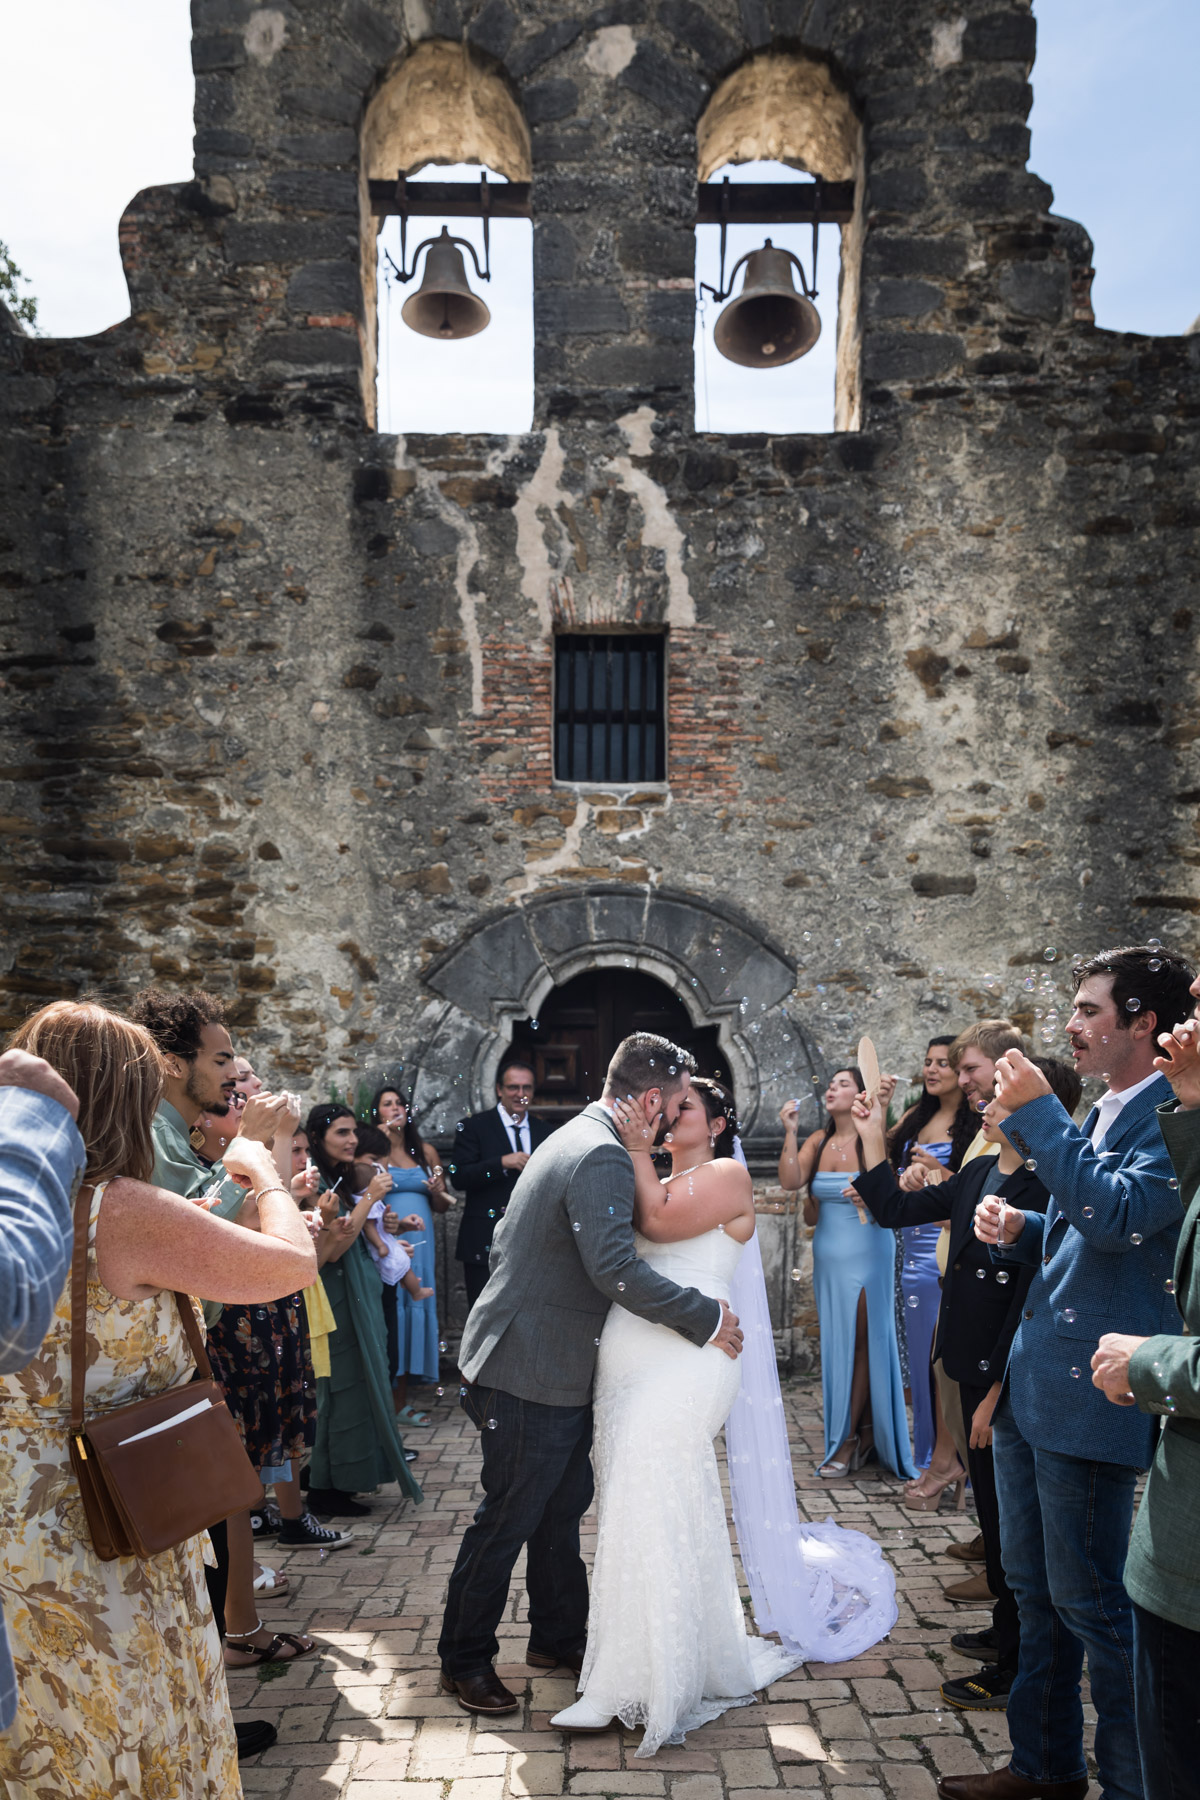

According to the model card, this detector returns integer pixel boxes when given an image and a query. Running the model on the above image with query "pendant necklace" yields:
[662,1158,716,1184]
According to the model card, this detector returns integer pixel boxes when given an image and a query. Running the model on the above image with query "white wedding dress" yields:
[578,1227,804,1755]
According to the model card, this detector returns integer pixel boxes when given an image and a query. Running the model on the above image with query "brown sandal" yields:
[224,1624,317,1666]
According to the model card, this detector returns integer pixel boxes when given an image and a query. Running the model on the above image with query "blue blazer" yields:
[999,1075,1184,1467]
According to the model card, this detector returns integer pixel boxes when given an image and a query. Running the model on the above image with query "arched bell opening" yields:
[506,967,735,1124]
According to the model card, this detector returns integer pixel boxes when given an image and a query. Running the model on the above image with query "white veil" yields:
[726,1137,897,1660]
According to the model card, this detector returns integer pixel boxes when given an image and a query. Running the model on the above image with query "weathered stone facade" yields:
[3,2,1197,1325]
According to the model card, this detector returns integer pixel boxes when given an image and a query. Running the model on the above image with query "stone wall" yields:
[3,0,1199,1346]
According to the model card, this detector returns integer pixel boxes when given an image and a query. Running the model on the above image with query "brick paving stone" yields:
[244,1377,1100,1800]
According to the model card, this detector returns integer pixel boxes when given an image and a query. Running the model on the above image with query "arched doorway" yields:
[507,968,733,1123]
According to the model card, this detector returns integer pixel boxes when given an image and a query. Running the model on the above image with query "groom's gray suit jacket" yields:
[458,1103,722,1407]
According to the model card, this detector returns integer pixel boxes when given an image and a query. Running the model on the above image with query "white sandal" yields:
[252,1566,290,1594]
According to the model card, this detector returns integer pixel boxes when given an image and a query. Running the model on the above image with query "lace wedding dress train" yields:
[577,1226,897,1757]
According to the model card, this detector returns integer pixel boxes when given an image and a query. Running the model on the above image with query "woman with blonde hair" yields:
[0,1001,316,1800]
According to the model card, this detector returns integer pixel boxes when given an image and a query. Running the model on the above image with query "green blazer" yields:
[1125,1102,1200,1630]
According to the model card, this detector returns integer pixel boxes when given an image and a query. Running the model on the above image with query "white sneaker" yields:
[550,1697,615,1732]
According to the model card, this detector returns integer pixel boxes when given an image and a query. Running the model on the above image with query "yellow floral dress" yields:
[0,1183,241,1799]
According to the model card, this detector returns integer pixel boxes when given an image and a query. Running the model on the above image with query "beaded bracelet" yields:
[253,1185,291,1202]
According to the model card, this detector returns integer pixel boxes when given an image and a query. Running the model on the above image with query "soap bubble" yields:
[1168,1178,1180,1191]
[1044,947,1057,961]
[1070,1367,1081,1379]
[1126,998,1142,1013]
[975,1268,986,1280]
[573,1222,581,1232]
[617,1281,626,1292]
[486,1418,498,1429]
[996,1271,1010,1285]
[1131,1233,1143,1245]
[1165,1394,1177,1413]
[791,1269,802,1282]
[907,1294,920,1308]
[1082,1207,1094,1219]
[1165,1278,1176,1295]
[1148,958,1163,972]
[436,1385,444,1397]
[1062,1307,1076,1323]
[440,1340,448,1352]
[608,1205,615,1214]
[1025,1158,1037,1172]
[979,1360,990,1372]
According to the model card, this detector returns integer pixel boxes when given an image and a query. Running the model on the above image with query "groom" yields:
[438,1032,744,1714]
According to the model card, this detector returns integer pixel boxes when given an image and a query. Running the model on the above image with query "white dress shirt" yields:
[1090,1068,1162,1148]
[497,1103,530,1155]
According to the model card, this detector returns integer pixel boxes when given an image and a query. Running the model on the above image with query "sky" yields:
[1,0,1197,434]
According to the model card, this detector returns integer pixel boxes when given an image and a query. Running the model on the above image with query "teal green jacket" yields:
[149,1101,245,1326]
[1125,1101,1200,1629]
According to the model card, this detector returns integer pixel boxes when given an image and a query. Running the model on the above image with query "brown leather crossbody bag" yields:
[68,1183,263,1561]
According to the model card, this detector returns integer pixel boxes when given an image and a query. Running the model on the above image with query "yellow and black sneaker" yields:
[940,1664,1013,1711]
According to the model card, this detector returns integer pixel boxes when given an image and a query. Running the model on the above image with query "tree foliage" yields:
[0,242,38,330]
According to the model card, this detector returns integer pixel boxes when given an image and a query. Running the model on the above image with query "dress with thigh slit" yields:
[811,1172,916,1479]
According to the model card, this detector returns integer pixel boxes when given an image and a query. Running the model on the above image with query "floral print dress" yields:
[0,1183,241,1799]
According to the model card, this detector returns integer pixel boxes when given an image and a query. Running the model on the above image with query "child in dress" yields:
[363,1201,433,1303]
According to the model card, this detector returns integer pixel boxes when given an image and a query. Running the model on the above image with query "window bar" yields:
[604,638,613,784]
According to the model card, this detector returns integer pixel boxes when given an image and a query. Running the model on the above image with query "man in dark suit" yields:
[448,1059,557,1308]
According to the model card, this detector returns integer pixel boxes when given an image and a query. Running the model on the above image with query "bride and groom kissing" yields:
[437,1032,895,1756]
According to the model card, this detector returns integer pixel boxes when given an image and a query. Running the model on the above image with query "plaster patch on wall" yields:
[585,25,637,77]
[609,409,696,627]
[244,9,287,63]
[396,434,486,713]
[512,428,568,637]
[930,18,967,69]
[507,798,590,897]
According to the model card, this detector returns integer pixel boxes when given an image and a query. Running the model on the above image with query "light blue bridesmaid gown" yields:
[899,1138,952,1470]
[385,1165,440,1384]
[812,1171,917,1479]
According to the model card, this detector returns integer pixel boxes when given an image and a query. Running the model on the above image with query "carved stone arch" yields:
[410,884,823,1157]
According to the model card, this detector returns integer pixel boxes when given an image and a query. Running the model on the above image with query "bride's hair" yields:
[691,1077,739,1147]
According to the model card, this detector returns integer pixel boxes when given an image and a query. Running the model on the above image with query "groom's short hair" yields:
[604,1033,696,1097]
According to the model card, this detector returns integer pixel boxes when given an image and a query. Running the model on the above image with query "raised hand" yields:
[1154,1016,1200,1111]
[612,1093,656,1155]
[221,1135,278,1190]
[974,1194,1025,1246]
[237,1092,292,1145]
[994,1049,1052,1112]
[898,1162,929,1192]
[778,1099,801,1131]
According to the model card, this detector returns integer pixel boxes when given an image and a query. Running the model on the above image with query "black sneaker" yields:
[941,1664,1013,1711]
[251,1501,282,1541]
[306,1487,372,1517]
[950,1626,997,1658]
[276,1511,355,1551]
[404,1448,419,1463]
[235,1720,278,1758]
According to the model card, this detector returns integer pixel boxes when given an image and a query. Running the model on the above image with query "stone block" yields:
[280,85,362,126]
[767,1724,826,1763]
[510,1753,567,1794]
[192,33,246,72]
[526,80,579,125]
[253,329,360,375]
[568,1778,665,1795]
[863,237,968,281]
[509,18,585,77]
[719,1749,779,1787]
[997,261,1070,322]
[864,280,943,321]
[287,262,362,317]
[467,0,517,60]
[537,288,631,336]
[343,0,402,64]
[861,332,965,382]
[268,170,359,214]
[810,1703,870,1740]
[278,129,359,164]
[224,220,356,265]
[647,291,696,342]
[619,42,709,117]
[534,220,578,283]
[963,12,1038,62]
[657,1,739,72]
[868,169,929,212]
[880,1770,939,1800]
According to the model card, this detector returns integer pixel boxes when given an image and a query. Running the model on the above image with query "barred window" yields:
[554,634,666,785]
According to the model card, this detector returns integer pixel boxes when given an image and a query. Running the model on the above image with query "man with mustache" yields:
[945,947,1194,1800]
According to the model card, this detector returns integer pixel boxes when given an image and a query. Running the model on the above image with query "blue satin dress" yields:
[811,1171,916,1479]
[386,1165,440,1383]
[899,1139,953,1470]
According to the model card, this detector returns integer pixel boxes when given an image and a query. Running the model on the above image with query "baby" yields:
[363,1198,433,1302]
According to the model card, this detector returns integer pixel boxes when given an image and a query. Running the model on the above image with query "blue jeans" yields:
[1132,1599,1200,1800]
[438,1384,594,1677]
[993,1396,1141,1800]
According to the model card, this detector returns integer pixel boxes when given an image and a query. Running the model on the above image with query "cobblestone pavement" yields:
[232,1377,1099,1800]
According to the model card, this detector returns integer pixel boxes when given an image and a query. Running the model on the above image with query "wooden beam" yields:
[367,178,855,226]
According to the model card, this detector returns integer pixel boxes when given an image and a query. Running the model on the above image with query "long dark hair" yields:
[888,1036,975,1173]
[371,1084,429,1170]
[818,1066,866,1172]
[690,1077,740,1149]
[305,1102,355,1188]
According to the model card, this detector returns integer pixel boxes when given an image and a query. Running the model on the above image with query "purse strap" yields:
[70,1181,216,1440]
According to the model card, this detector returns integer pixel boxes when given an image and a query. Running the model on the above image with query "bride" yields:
[552,1079,897,1755]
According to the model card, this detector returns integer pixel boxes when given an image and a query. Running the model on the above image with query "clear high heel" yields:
[903,1465,967,1512]
[817,1434,861,1479]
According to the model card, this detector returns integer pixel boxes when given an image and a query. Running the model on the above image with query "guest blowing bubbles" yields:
[371,1087,450,1424]
[304,1104,422,1517]
[0,1001,316,1800]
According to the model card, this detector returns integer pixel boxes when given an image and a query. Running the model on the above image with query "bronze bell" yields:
[401,227,491,340]
[714,240,820,369]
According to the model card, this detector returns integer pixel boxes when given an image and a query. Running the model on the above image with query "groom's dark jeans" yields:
[438,1384,594,1677]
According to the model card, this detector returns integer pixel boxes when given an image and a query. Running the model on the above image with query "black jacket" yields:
[853,1154,1045,1386]
[448,1107,557,1266]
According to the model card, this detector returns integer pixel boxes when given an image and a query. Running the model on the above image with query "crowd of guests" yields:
[780,943,1200,1800]
[1,942,1198,1800]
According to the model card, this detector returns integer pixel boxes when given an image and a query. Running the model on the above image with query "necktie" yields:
[508,1121,524,1155]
